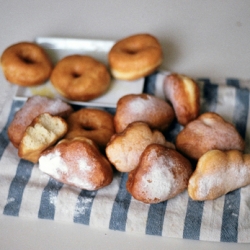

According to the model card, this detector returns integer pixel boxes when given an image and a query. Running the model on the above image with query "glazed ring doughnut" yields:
[108,34,163,80]
[1,42,53,86]
[65,108,115,148]
[50,55,111,101]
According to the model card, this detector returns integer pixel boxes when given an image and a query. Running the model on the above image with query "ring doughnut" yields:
[50,55,111,101]
[65,108,115,148]
[1,42,53,86]
[108,34,163,80]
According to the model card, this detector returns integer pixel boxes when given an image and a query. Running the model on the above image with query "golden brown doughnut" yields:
[164,73,200,126]
[188,150,250,201]
[1,42,53,86]
[8,95,73,148]
[114,93,175,133]
[18,113,68,163]
[39,137,113,191]
[106,121,175,172]
[65,108,115,149]
[127,144,193,204]
[108,34,163,80]
[176,112,245,160]
[50,55,111,101]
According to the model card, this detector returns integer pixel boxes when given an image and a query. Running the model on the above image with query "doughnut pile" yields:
[3,34,249,203]
[104,72,247,203]
[7,95,114,190]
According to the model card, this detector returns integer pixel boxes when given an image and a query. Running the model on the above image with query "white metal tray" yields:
[14,37,145,108]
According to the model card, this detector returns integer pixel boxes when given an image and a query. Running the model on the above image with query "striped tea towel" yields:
[0,72,250,243]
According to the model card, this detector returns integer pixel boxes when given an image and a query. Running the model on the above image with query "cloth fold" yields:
[0,72,250,243]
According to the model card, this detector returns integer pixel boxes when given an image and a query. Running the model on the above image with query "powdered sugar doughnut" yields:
[127,144,193,204]
[176,112,245,160]
[188,150,250,200]
[114,93,175,133]
[8,95,73,148]
[106,121,175,172]
[39,137,113,191]
[164,73,200,125]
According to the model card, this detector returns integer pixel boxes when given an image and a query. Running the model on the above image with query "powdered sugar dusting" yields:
[13,96,70,127]
[67,158,95,190]
[74,196,93,216]
[139,149,174,201]
[127,95,161,114]
[39,150,68,180]
[189,151,250,200]
[39,148,96,190]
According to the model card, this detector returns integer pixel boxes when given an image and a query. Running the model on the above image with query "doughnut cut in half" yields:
[18,113,68,163]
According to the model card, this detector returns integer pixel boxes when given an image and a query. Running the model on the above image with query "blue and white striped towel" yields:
[0,72,250,243]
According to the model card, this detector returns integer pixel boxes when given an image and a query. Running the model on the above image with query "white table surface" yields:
[0,1,250,249]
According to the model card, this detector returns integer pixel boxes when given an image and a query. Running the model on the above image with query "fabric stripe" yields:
[226,78,240,88]
[89,174,121,229]
[183,78,217,240]
[215,85,236,123]
[238,185,250,243]
[162,191,190,238]
[125,198,150,234]
[220,80,249,242]
[164,121,182,144]
[53,185,80,222]
[38,178,63,220]
[199,196,225,242]
[244,93,250,153]
[73,189,97,225]
[3,159,34,216]
[18,166,50,218]
[109,173,131,231]
[143,71,158,95]
[198,78,218,113]
[221,189,241,242]
[183,198,204,240]
[0,144,21,214]
[154,71,169,100]
[231,86,249,140]
[146,200,168,236]
[0,100,24,159]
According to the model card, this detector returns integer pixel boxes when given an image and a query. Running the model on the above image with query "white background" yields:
[0,1,250,249]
